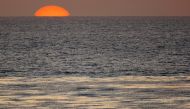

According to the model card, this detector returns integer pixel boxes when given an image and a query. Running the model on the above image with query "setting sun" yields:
[34,5,70,17]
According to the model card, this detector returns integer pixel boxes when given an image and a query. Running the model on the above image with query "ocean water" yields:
[0,17,190,76]
[0,17,190,109]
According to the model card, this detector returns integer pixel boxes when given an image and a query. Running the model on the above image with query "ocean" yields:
[0,17,190,109]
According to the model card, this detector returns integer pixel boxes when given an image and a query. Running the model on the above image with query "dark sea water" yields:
[0,17,190,76]
[0,17,190,109]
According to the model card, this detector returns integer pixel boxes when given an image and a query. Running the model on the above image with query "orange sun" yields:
[34,5,70,17]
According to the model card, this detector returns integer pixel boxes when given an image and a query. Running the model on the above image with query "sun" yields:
[34,5,70,17]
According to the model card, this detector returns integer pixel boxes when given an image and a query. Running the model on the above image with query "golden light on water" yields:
[0,76,190,108]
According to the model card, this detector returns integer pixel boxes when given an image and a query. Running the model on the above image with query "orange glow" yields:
[34,5,70,17]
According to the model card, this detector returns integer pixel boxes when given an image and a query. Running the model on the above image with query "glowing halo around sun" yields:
[34,5,70,17]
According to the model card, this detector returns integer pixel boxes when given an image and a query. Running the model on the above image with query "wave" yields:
[0,69,189,77]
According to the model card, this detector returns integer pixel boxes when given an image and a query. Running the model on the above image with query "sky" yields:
[0,0,190,16]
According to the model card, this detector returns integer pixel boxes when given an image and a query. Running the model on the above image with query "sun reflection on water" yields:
[0,76,190,108]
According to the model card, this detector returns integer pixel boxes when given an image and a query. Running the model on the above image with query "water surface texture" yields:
[0,17,190,109]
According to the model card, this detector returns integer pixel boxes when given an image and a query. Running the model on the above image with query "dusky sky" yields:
[0,0,190,16]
